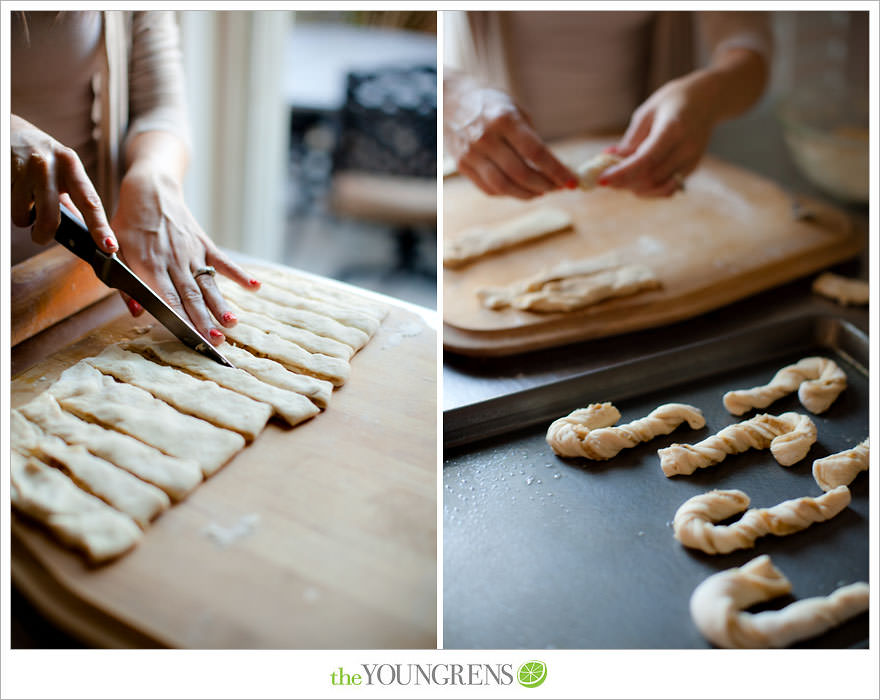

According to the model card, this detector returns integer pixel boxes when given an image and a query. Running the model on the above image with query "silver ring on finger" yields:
[193,265,216,280]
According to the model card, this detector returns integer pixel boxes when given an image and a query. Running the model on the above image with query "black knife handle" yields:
[54,204,99,262]
[53,203,116,283]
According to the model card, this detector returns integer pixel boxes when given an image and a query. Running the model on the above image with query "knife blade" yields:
[53,203,234,368]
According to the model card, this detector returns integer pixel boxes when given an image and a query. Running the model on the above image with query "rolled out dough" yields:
[11,452,142,563]
[85,345,273,442]
[12,410,170,528]
[478,254,660,312]
[221,344,333,408]
[443,207,573,268]
[576,152,622,190]
[252,267,388,322]
[228,306,354,360]
[125,337,322,425]
[49,362,245,477]
[226,278,380,336]
[221,321,350,386]
[19,392,202,501]
[219,282,369,350]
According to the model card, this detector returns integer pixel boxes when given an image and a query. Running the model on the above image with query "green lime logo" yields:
[517,660,547,688]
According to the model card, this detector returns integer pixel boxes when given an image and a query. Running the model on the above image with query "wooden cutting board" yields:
[443,137,862,356]
[11,285,436,649]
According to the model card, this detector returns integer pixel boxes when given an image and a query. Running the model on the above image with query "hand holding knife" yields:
[53,203,234,367]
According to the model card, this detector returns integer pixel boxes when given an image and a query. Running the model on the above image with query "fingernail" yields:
[104,237,118,252]
[221,311,237,325]
[598,177,610,186]
[603,145,618,154]
[565,179,578,190]
[127,299,143,316]
[209,328,224,340]
[248,278,260,288]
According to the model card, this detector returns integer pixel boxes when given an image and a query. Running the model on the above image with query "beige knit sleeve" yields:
[125,10,190,152]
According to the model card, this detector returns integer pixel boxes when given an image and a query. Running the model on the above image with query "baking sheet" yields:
[443,315,869,648]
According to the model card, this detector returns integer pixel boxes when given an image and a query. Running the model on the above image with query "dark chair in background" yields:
[329,65,437,283]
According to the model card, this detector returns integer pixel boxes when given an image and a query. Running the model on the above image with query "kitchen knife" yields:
[53,203,234,367]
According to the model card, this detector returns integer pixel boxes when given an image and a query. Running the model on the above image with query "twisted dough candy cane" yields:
[813,438,869,492]
[546,402,704,460]
[690,554,869,648]
[723,356,847,415]
[658,412,816,477]
[673,486,850,554]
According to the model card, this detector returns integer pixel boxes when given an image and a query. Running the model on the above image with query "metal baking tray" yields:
[443,314,869,649]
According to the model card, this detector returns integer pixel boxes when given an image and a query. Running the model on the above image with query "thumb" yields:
[617,110,653,157]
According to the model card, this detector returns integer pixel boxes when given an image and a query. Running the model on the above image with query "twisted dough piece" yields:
[673,485,850,554]
[690,554,869,648]
[547,402,704,459]
[658,412,817,477]
[723,356,847,415]
[813,438,869,491]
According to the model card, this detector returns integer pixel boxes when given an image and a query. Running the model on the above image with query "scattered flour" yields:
[203,513,261,548]
[381,320,425,349]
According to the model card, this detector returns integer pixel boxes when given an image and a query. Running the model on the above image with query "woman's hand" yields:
[112,132,257,345]
[10,114,118,252]
[601,48,768,197]
[445,71,577,199]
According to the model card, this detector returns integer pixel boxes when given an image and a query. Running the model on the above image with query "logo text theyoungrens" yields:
[330,664,515,686]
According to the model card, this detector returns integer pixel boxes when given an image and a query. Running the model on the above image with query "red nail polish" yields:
[127,299,143,316]
[104,237,118,252]
[565,179,577,190]
[598,177,610,186]
[248,278,261,288]
[209,328,224,339]
[221,311,237,324]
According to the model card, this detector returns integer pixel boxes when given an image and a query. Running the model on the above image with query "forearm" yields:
[693,47,768,125]
[123,130,189,186]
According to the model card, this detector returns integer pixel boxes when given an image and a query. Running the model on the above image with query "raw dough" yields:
[19,392,202,501]
[11,452,142,563]
[658,412,817,476]
[220,277,381,336]
[125,337,322,424]
[221,321,350,386]
[689,554,869,648]
[49,362,245,477]
[546,402,704,459]
[576,152,622,190]
[221,344,333,408]
[478,254,660,312]
[812,272,869,306]
[219,282,369,350]
[85,346,273,441]
[12,410,170,528]
[813,438,869,491]
[443,207,573,268]
[226,305,354,360]
[723,356,847,415]
[673,485,850,554]
[252,267,388,322]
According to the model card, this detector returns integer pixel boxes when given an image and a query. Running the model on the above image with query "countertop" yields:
[442,99,870,412]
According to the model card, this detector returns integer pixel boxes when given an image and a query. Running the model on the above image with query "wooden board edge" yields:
[11,526,166,649]
[12,246,114,346]
[443,238,864,357]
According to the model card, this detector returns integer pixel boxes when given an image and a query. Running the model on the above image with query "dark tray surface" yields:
[443,342,868,649]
